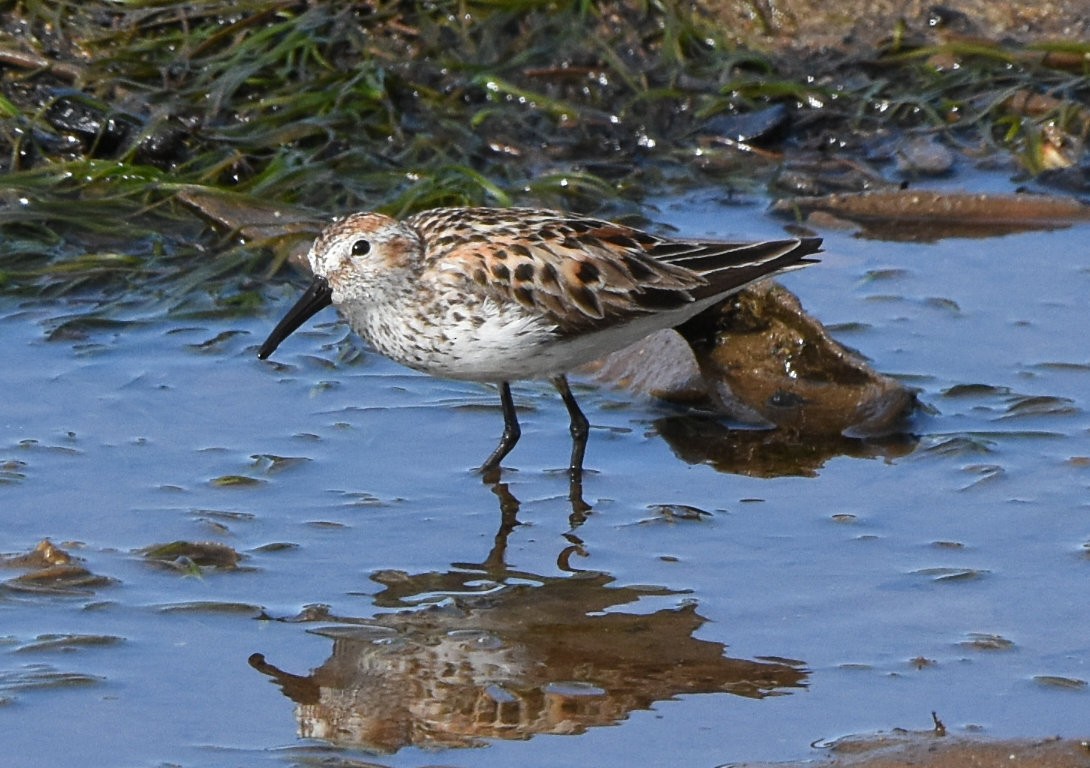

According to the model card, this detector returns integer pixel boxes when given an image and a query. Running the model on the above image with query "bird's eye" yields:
[351,239,371,256]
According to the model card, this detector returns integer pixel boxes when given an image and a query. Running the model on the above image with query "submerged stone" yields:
[590,282,916,437]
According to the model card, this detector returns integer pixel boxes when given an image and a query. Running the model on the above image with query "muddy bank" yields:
[745,730,1090,768]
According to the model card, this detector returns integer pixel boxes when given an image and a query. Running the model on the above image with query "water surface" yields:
[2,190,1089,767]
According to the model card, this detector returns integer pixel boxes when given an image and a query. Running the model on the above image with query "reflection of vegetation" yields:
[1,1,1087,304]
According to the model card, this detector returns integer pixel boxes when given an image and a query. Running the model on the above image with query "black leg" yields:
[552,375,589,476]
[480,381,520,476]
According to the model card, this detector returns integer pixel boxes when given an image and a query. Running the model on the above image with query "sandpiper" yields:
[258,207,820,477]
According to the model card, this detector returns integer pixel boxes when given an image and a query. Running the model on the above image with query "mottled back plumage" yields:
[405,208,817,335]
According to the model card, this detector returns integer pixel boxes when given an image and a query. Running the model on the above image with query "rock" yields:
[589,281,915,437]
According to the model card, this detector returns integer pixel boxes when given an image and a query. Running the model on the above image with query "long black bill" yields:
[257,275,333,360]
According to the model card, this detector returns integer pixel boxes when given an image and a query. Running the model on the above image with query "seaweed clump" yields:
[0,1,1088,305]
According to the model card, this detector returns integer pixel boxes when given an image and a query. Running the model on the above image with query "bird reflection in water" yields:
[249,482,808,753]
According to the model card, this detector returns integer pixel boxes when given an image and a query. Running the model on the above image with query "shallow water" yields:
[2,189,1089,767]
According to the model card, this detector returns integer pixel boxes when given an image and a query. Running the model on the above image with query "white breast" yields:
[342,289,725,384]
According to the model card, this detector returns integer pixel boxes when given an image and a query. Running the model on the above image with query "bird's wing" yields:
[410,208,817,332]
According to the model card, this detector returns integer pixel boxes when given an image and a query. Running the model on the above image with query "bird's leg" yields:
[480,381,520,478]
[552,375,589,478]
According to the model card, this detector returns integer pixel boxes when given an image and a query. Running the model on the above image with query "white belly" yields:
[353,294,724,383]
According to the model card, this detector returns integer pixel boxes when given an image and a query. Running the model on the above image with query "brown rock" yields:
[590,282,915,437]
